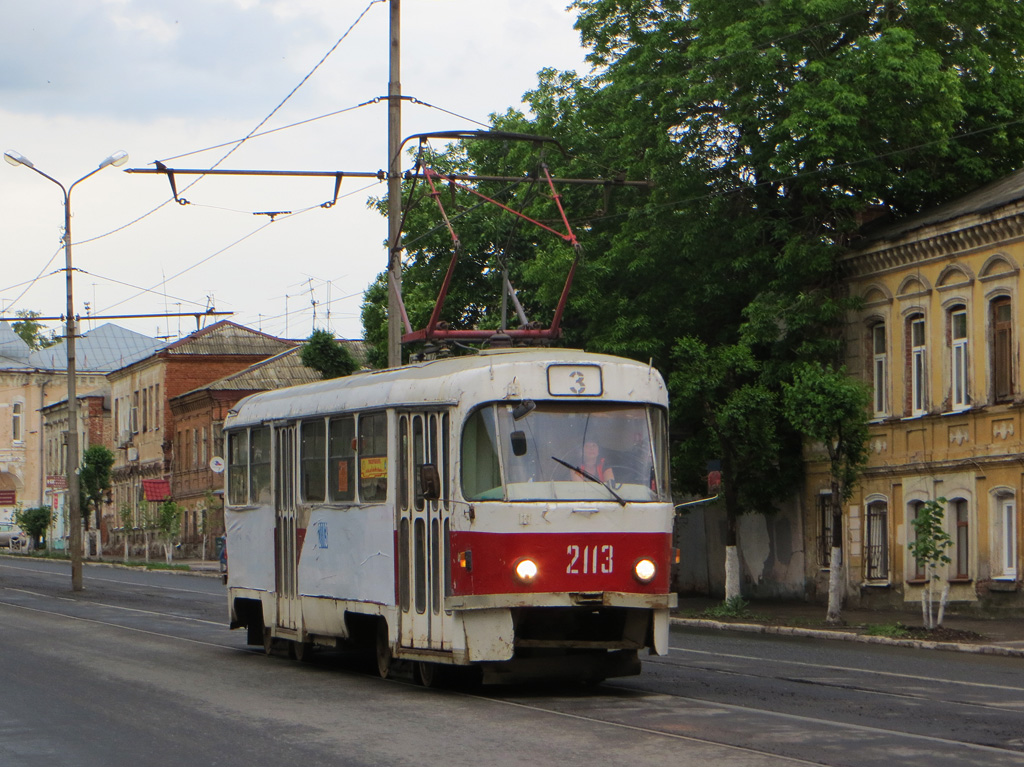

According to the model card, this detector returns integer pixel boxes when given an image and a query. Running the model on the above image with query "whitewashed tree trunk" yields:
[724,545,741,601]
[164,539,173,566]
[825,546,843,624]
[937,582,950,627]
[921,586,930,629]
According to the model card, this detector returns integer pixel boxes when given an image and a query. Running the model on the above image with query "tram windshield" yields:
[461,401,670,503]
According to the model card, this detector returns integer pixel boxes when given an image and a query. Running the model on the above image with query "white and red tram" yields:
[223,348,676,683]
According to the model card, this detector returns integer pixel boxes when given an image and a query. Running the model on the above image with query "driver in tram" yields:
[574,440,614,483]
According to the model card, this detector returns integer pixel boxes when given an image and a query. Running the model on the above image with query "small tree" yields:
[908,498,954,629]
[80,445,115,532]
[300,329,358,379]
[782,362,871,625]
[155,500,184,565]
[12,309,58,350]
[118,503,133,562]
[14,506,54,550]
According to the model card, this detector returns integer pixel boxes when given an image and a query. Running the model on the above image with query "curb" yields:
[671,617,1024,658]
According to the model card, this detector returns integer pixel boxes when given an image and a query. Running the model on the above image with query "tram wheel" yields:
[293,640,315,663]
[375,620,392,679]
[414,661,442,688]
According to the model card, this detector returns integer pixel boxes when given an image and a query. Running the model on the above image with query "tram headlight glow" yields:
[633,558,657,584]
[514,558,539,583]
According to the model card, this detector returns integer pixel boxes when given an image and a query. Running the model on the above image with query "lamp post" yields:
[4,149,128,591]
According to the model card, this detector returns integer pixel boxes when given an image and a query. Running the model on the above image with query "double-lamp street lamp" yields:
[4,149,128,591]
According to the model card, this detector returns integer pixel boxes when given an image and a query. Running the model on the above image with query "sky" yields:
[0,0,589,344]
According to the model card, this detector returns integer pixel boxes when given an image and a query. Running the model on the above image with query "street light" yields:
[4,149,128,591]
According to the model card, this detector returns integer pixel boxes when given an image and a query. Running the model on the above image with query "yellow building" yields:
[809,172,1024,611]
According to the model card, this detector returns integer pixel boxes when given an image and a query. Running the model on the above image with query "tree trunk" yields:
[164,539,173,566]
[937,582,950,627]
[724,546,741,601]
[825,487,844,624]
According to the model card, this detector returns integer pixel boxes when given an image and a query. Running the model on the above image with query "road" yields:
[1,556,1022,767]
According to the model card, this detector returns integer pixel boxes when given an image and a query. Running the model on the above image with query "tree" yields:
[118,503,133,562]
[360,0,1024,603]
[908,498,954,630]
[11,309,58,350]
[14,506,54,550]
[155,500,184,565]
[783,362,871,624]
[79,445,115,532]
[300,329,358,379]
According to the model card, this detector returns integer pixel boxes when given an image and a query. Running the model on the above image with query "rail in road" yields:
[2,558,1023,767]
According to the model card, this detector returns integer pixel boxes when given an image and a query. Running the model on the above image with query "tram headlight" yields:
[514,557,539,583]
[633,558,657,584]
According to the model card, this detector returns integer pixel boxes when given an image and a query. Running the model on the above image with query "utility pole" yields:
[386,0,403,368]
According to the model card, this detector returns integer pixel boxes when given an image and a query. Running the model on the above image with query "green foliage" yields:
[703,596,753,620]
[14,506,54,548]
[908,498,954,579]
[360,0,1024,516]
[79,445,115,529]
[782,362,871,503]
[12,309,58,350]
[300,329,358,379]
[155,500,184,540]
[865,622,912,639]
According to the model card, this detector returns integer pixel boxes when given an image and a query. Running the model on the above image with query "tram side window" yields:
[301,419,326,502]
[358,412,388,502]
[328,416,356,502]
[250,426,272,504]
[228,431,248,505]
[462,407,501,500]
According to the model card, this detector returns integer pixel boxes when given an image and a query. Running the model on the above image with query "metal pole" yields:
[386,0,403,368]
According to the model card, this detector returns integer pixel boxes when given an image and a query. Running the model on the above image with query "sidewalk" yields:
[672,597,1024,658]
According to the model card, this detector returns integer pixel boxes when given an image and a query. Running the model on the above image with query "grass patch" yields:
[864,622,913,638]
[702,596,754,620]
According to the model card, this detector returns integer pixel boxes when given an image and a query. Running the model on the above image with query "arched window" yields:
[908,315,927,416]
[949,305,969,409]
[996,493,1017,580]
[12,402,23,442]
[865,499,889,581]
[950,498,969,579]
[991,297,1012,403]
[871,323,888,417]
[908,500,927,580]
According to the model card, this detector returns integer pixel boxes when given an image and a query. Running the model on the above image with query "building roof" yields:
[0,321,33,368]
[863,167,1024,245]
[160,320,294,357]
[27,323,164,373]
[184,347,322,395]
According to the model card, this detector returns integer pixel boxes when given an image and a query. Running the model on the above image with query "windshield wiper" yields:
[551,456,626,506]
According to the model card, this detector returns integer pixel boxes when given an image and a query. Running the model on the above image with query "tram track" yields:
[642,647,1024,714]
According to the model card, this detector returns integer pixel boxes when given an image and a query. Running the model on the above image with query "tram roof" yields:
[224,348,667,429]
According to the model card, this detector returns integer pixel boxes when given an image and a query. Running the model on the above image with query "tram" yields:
[223,348,676,684]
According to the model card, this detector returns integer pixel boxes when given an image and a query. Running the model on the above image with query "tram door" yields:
[274,424,299,631]
[397,411,452,651]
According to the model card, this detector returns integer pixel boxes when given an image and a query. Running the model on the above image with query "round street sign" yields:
[210,457,226,474]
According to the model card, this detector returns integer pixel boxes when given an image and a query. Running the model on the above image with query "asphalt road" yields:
[2,556,1022,767]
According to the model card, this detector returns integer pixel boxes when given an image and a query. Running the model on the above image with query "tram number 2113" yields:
[566,544,613,574]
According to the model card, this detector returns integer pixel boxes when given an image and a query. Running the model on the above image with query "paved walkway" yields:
[673,596,1024,657]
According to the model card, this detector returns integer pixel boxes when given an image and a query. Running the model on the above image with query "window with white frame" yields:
[910,316,927,416]
[950,306,969,409]
[872,323,888,417]
[998,495,1017,580]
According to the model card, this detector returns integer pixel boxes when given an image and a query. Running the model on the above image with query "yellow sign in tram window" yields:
[361,456,388,479]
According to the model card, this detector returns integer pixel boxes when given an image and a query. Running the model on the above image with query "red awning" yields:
[141,479,171,502]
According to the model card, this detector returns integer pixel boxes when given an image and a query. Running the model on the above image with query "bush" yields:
[14,506,55,549]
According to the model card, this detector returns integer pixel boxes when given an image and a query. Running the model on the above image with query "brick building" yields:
[108,321,294,554]
[169,347,325,555]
